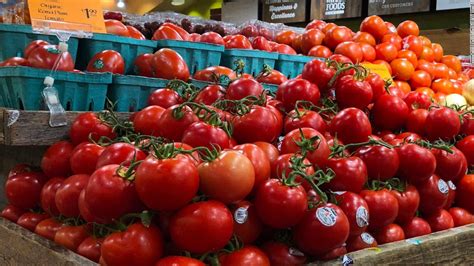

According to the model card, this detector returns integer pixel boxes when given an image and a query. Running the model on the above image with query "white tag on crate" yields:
[42,79,67,127]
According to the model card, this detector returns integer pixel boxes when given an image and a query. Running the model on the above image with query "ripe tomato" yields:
[55,174,89,217]
[403,35,423,57]
[346,232,378,252]
[334,192,369,236]
[233,106,281,144]
[417,59,436,79]
[41,140,74,178]
[252,36,272,51]
[40,177,64,216]
[434,63,450,80]
[102,223,164,266]
[134,53,154,77]
[0,205,26,223]
[230,201,262,244]
[70,143,104,175]
[17,212,49,231]
[27,44,74,71]
[182,121,230,150]
[220,246,270,266]
[35,218,63,240]
[148,89,182,109]
[152,25,183,41]
[83,164,142,223]
[24,40,49,58]
[307,19,327,31]
[301,29,325,54]
[254,142,279,169]
[254,179,307,229]
[194,84,225,105]
[374,224,405,244]
[426,209,454,232]
[54,225,89,251]
[334,41,363,63]
[441,55,462,73]
[227,78,264,100]
[375,42,398,62]
[335,74,373,110]
[372,94,409,131]
[156,257,205,266]
[257,69,288,85]
[397,20,419,37]
[133,105,166,136]
[276,30,296,46]
[403,91,431,111]
[360,189,399,229]
[323,23,337,34]
[169,200,233,254]
[276,78,320,112]
[330,108,372,144]
[233,144,271,193]
[420,46,435,62]
[432,43,444,62]
[323,26,353,50]
[445,180,456,209]
[416,87,435,98]
[225,35,252,49]
[360,15,388,40]
[449,207,474,227]
[0,57,29,67]
[200,32,224,45]
[456,175,474,213]
[358,42,376,62]
[261,241,307,266]
[69,113,116,145]
[284,109,327,134]
[302,59,336,92]
[417,175,449,215]
[353,31,376,46]
[382,33,403,50]
[390,185,420,224]
[280,128,330,168]
[5,172,47,209]
[397,49,418,68]
[96,142,146,168]
[152,48,189,80]
[193,66,237,81]
[391,58,415,81]
[396,144,436,184]
[403,217,432,238]
[105,19,129,37]
[425,107,460,141]
[308,45,333,58]
[126,25,146,40]
[356,145,399,181]
[77,237,104,263]
[86,50,124,74]
[272,43,297,55]
[294,203,350,256]
[433,147,467,183]
[325,157,367,193]
[410,70,431,88]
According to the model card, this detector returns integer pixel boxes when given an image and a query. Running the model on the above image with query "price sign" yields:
[28,0,106,34]
[361,63,393,82]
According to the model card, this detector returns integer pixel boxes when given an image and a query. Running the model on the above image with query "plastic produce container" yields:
[76,34,157,74]
[275,54,318,79]
[220,49,278,76]
[108,75,169,112]
[0,24,79,61]
[0,66,111,111]
[156,40,224,74]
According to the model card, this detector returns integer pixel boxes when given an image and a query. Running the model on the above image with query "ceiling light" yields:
[117,0,125,8]
[171,0,185,6]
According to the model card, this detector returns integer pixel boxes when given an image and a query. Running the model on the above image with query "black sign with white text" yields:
[262,0,307,23]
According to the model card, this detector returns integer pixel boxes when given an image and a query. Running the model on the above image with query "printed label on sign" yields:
[448,181,457,190]
[438,179,449,194]
[361,232,375,245]
[234,207,249,224]
[356,206,369,227]
[361,62,393,82]
[288,247,305,257]
[28,0,106,33]
[316,207,337,227]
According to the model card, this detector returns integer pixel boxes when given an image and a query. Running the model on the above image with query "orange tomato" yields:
[417,60,436,80]
[431,43,444,62]
[410,70,432,89]
[360,43,376,62]
[308,45,332,58]
[402,35,423,57]
[275,30,296,46]
[419,36,432,47]
[105,19,130,37]
[334,41,363,63]
[416,87,435,98]
[419,46,435,62]
[291,34,303,53]
[323,23,337,34]
[360,15,389,40]
[431,78,454,94]
[441,55,462,73]
[448,68,458,79]
[397,49,418,68]
[324,26,354,50]
[397,20,420,38]
[375,42,398,62]
[433,92,447,104]
[381,33,403,50]
[395,80,412,95]
[434,63,450,80]
[458,73,470,84]
[451,80,463,94]
[301,29,325,54]
[373,60,393,75]
[353,31,376,46]
[391,58,415,81]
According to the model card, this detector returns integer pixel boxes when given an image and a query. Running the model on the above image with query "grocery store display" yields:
[1,8,474,266]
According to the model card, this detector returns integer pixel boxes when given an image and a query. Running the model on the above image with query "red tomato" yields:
[441,55,462,73]
[307,19,327,31]
[417,175,449,215]
[420,46,435,62]
[403,35,423,57]
[254,142,280,170]
[194,84,225,105]
[449,207,474,227]
[83,164,142,223]
[308,45,333,58]
[254,179,307,229]
[375,42,398,62]
[356,145,399,181]
[410,70,432,88]
[96,142,146,168]
[302,59,336,92]
[220,246,270,266]
[301,29,325,54]
[417,59,436,79]
[398,49,418,68]
[27,44,74,71]
[426,209,454,232]
[335,75,373,110]
[101,223,164,266]
[152,48,189,81]
[353,31,376,46]
[294,203,350,257]
[390,185,420,224]
[277,78,322,110]
[272,43,297,55]
[233,106,281,144]
[391,58,415,81]
[382,33,403,50]
[156,105,199,141]
[16,212,49,232]
[54,225,89,251]
[134,53,154,77]
[397,20,419,38]
[105,19,129,37]
[361,189,399,229]
[256,69,288,85]
[230,201,262,244]
[334,41,363,63]
[252,36,272,51]
[396,144,436,184]
[233,144,271,194]
[152,25,183,41]
[77,237,103,263]
[403,91,431,111]
[433,147,467,183]
[227,78,264,100]
[330,108,372,144]
[70,144,104,176]
[360,42,376,62]
[271,154,315,190]
[324,26,353,50]
[280,128,330,168]
[0,57,29,67]
[200,32,224,45]
[456,175,474,213]
[182,121,230,150]
[276,30,296,46]
[69,113,116,145]
[432,43,444,62]
[284,109,327,134]
[40,177,64,216]
[225,35,253,49]
[169,200,233,254]
[156,257,205,266]
[86,50,124,74]
[372,94,409,131]
[335,192,370,236]
[24,40,49,58]
[366,73,386,102]
[126,25,145,40]
[346,232,378,252]
[35,218,63,240]
[148,89,182,108]
[261,242,307,266]
[133,105,166,136]
[403,217,432,238]
[360,15,388,40]
[55,174,89,217]
[425,107,460,141]
[5,172,47,209]
[0,205,26,223]
[406,109,429,135]
[374,224,405,244]
[325,157,368,193]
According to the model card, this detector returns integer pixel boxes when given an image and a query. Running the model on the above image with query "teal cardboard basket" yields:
[0,24,79,61]
[77,34,157,74]
[0,66,111,111]
[156,40,224,74]
[262,83,279,93]
[108,75,170,112]
[220,49,278,76]
[275,54,316,79]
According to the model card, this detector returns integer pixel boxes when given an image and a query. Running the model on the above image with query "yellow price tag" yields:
[28,0,106,33]
[361,62,393,82]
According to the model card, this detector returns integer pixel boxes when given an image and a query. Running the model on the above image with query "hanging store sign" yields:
[368,0,430,15]
[261,0,307,23]
[310,0,362,20]
[436,0,469,10]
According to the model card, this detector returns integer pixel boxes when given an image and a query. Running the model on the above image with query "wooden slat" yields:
[319,224,474,265]
[421,28,469,56]
[0,109,130,146]
[0,218,96,265]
